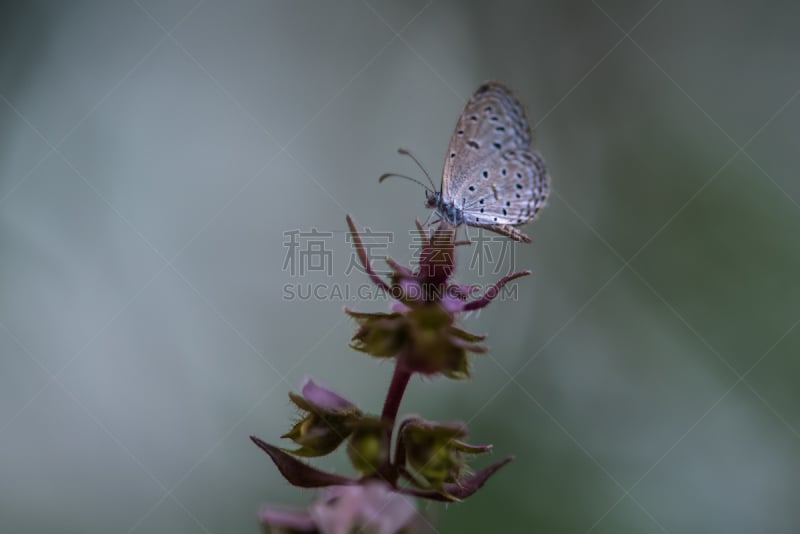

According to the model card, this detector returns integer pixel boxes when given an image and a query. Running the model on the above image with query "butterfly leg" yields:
[455,225,472,246]
[424,213,441,228]
[420,209,437,228]
[455,198,473,245]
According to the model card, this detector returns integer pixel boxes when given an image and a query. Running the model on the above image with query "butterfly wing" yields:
[441,82,549,241]
[463,150,548,242]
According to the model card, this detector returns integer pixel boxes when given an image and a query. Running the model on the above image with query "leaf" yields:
[251,436,358,488]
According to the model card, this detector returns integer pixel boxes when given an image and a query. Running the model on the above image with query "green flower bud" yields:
[399,418,491,497]
[403,306,486,379]
[282,379,362,458]
[346,305,486,379]
[346,417,390,475]
[346,310,407,358]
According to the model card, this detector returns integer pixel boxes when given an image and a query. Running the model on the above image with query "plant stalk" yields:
[378,362,412,483]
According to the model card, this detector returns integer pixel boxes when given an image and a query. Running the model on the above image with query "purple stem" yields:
[379,362,412,483]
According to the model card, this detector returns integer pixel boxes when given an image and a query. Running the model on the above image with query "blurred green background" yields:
[2,1,799,532]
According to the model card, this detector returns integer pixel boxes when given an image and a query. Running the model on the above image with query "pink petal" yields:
[301,378,356,412]
[310,482,417,534]
[258,507,316,531]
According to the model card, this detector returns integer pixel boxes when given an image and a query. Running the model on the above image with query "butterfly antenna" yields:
[378,172,433,192]
[397,148,437,191]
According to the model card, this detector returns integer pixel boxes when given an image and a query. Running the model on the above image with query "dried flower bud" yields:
[398,417,491,498]
[346,215,529,313]
[416,223,456,285]
[282,379,362,457]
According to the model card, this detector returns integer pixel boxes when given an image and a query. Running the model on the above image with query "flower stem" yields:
[382,363,411,422]
[379,363,412,483]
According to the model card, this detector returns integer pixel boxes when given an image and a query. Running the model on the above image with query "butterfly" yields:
[380,81,550,243]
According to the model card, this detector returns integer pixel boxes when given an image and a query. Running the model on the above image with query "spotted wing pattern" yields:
[441,82,549,242]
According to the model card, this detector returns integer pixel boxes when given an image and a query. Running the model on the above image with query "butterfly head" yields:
[425,190,441,210]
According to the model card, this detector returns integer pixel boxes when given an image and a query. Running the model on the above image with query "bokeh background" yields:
[2,1,799,532]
